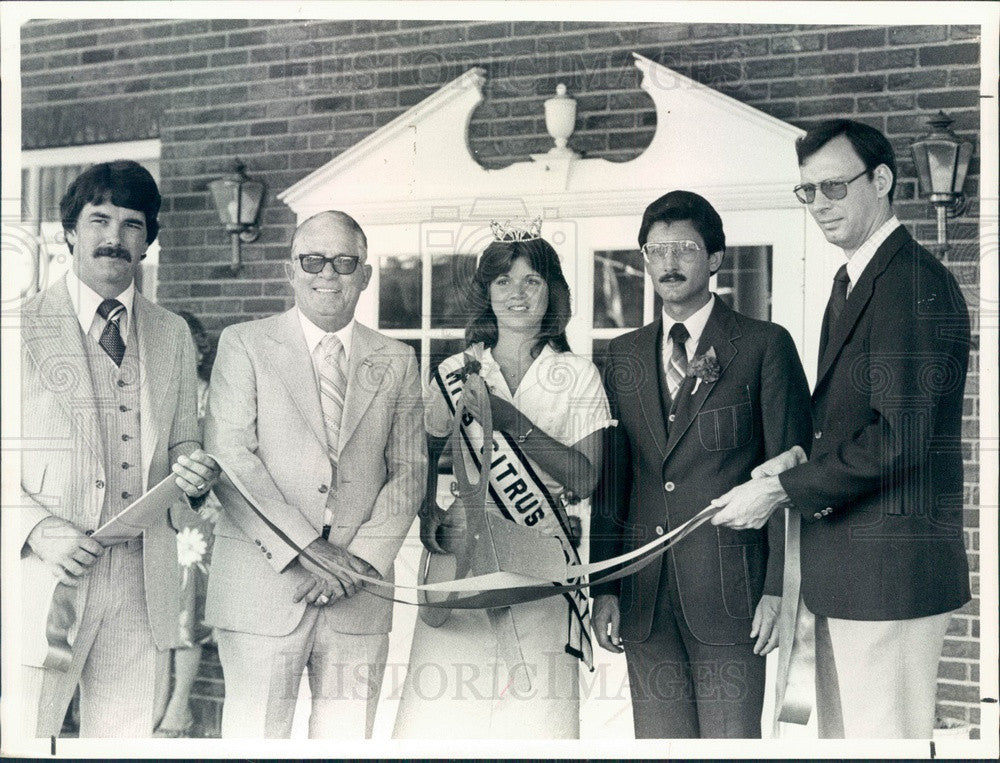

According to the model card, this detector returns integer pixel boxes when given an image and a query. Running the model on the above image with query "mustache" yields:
[94,245,133,262]
[658,272,686,283]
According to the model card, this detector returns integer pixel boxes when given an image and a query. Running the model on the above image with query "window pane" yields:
[429,337,468,377]
[430,254,478,329]
[594,249,645,329]
[716,245,772,321]
[378,255,421,329]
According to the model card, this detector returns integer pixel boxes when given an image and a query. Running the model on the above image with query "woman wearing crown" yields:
[392,220,615,739]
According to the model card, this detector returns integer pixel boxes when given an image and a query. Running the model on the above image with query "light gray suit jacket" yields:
[204,310,426,636]
[19,275,201,666]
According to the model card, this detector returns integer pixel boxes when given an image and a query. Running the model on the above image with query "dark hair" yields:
[795,119,897,203]
[638,190,726,273]
[178,310,215,383]
[59,160,161,251]
[465,237,572,358]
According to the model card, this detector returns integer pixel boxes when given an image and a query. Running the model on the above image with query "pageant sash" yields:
[433,350,593,666]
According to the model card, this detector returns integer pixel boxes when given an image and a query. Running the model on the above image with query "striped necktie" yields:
[97,298,126,366]
[317,333,348,465]
[666,322,689,401]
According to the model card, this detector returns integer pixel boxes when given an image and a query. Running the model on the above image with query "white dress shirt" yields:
[65,267,136,345]
[662,292,715,370]
[845,216,901,297]
[297,308,355,384]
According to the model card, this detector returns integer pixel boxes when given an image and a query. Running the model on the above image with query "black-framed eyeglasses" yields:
[298,254,360,275]
[641,240,703,262]
[794,169,869,204]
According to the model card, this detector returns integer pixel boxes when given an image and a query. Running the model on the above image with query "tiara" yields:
[489,217,542,243]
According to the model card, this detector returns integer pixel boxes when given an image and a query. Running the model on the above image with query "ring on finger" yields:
[317,594,330,606]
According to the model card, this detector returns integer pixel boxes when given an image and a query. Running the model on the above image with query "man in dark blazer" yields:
[711,120,971,738]
[590,190,812,738]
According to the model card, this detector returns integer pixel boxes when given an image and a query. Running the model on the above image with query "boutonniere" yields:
[459,342,486,382]
[688,346,720,395]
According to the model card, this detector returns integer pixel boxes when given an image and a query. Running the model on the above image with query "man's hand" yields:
[26,516,105,585]
[294,539,366,605]
[591,594,623,653]
[711,476,789,530]
[750,594,781,655]
[172,449,220,499]
[751,445,807,480]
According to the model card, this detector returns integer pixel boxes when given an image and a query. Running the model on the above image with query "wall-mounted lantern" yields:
[909,111,973,256]
[208,158,266,274]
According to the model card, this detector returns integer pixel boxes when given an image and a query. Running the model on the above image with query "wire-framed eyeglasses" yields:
[641,240,703,262]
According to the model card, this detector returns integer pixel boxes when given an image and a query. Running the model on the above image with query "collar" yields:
[662,293,715,356]
[297,308,355,361]
[65,267,135,335]
[480,342,556,398]
[845,216,901,288]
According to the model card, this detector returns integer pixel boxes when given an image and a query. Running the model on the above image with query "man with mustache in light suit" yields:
[18,160,219,738]
[204,210,426,738]
[591,191,812,738]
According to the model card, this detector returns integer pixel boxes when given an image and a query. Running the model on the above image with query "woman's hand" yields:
[462,377,522,433]
[419,499,454,555]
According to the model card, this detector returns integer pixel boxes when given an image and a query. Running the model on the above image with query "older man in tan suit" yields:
[204,210,426,738]
[18,160,218,738]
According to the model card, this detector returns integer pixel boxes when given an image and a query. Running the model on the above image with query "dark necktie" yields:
[666,322,689,401]
[818,265,850,361]
[97,298,126,366]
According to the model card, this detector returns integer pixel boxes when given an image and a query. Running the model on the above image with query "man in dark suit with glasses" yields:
[711,120,971,739]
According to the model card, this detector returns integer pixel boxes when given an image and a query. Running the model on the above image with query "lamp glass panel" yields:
[239,182,265,225]
[926,142,959,194]
[208,179,239,226]
[954,141,973,192]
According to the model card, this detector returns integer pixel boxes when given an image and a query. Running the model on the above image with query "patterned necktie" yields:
[666,322,690,401]
[317,333,348,465]
[819,264,850,360]
[97,298,126,366]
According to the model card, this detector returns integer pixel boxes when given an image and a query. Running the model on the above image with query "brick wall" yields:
[20,20,984,738]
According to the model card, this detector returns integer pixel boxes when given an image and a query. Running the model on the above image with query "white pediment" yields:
[279,53,806,225]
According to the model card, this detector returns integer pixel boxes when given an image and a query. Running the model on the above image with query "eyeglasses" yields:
[641,240,703,262]
[298,254,360,275]
[794,169,868,204]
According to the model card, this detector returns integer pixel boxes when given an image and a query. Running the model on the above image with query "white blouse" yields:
[426,344,615,499]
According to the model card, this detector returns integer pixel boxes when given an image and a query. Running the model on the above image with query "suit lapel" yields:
[664,298,739,459]
[136,294,178,490]
[22,277,105,469]
[339,323,389,450]
[266,310,328,450]
[631,321,669,459]
[815,226,909,388]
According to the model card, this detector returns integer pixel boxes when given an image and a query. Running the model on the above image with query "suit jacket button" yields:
[814,430,823,439]
[255,539,261,546]
[655,525,664,535]
[95,480,105,489]
[664,481,675,492]
[668,414,676,422]
[319,485,328,494]
[813,512,823,520]
[266,552,272,559]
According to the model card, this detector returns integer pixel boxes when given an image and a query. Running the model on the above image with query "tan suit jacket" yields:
[204,310,426,636]
[19,275,201,667]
